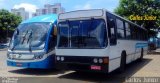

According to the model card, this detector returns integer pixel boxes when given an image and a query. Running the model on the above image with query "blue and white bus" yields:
[148,37,158,50]
[7,14,57,69]
[55,9,148,73]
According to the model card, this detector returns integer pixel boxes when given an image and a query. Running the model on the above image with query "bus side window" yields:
[125,22,131,39]
[107,16,117,45]
[116,19,125,39]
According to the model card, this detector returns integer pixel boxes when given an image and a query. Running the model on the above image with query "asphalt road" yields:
[0,48,160,83]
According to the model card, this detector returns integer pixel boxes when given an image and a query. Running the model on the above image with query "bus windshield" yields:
[58,19,107,48]
[10,22,51,51]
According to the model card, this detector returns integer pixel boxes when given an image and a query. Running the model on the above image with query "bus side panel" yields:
[108,58,121,73]
[108,40,138,72]
[134,48,141,60]
[119,40,136,64]
[134,42,148,60]
[108,42,121,72]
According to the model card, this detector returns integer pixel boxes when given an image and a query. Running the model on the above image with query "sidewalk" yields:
[148,48,160,54]
[155,48,160,53]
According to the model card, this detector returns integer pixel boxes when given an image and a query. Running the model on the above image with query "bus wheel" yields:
[119,51,126,73]
[139,48,144,61]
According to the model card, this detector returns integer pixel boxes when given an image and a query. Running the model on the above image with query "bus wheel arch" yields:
[119,50,127,72]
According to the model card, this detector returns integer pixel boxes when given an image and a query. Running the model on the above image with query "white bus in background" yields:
[55,9,148,73]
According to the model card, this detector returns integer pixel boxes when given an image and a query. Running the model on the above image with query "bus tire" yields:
[119,51,126,72]
[139,48,144,61]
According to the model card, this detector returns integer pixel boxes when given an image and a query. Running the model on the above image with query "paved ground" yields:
[0,48,160,83]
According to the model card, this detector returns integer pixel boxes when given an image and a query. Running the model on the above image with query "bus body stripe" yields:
[135,43,148,48]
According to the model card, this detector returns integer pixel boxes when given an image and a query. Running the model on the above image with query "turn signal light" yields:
[103,58,109,64]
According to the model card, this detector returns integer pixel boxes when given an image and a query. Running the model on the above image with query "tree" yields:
[114,0,160,32]
[0,9,22,42]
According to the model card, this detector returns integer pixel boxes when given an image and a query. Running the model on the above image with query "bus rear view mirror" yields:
[108,19,114,28]
[107,19,115,38]
[107,18,116,45]
[110,36,116,45]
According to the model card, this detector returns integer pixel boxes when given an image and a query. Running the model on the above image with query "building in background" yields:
[32,3,65,17]
[11,8,29,21]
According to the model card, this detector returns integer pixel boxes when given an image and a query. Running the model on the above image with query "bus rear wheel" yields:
[119,51,126,72]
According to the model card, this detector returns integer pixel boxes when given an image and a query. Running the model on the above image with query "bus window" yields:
[116,19,125,39]
[135,27,139,40]
[107,15,117,45]
[144,31,148,40]
[58,19,107,48]
[138,28,143,40]
[125,22,131,39]
[130,25,134,40]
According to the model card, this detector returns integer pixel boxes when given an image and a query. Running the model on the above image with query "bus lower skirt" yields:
[56,63,108,73]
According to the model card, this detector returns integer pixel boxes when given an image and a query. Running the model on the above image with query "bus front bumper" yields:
[7,57,55,69]
[55,56,109,73]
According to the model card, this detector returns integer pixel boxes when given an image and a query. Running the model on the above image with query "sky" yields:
[0,0,119,17]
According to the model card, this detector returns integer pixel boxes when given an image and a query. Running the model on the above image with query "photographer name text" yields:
[129,15,157,21]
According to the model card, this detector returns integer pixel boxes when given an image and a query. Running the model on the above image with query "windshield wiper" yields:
[21,30,29,44]
[27,31,32,52]
[11,29,19,51]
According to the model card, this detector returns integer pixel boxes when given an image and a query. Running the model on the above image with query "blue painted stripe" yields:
[135,43,148,48]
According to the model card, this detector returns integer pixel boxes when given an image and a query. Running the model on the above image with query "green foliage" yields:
[0,9,22,42]
[114,0,160,31]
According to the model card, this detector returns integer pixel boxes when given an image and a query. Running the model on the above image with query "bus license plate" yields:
[16,63,22,66]
[91,65,101,70]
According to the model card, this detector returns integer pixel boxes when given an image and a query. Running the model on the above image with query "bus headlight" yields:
[99,59,103,63]
[93,58,98,63]
[38,55,43,59]
[61,57,64,61]
[34,53,44,59]
[34,55,43,59]
[56,57,60,61]
[7,53,15,59]
[7,53,12,59]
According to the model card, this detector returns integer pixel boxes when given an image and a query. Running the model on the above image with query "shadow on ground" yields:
[148,51,160,55]
[8,68,65,76]
[58,58,152,83]
[7,58,152,82]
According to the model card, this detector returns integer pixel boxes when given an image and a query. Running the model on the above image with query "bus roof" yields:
[59,9,103,20]
[21,14,58,24]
